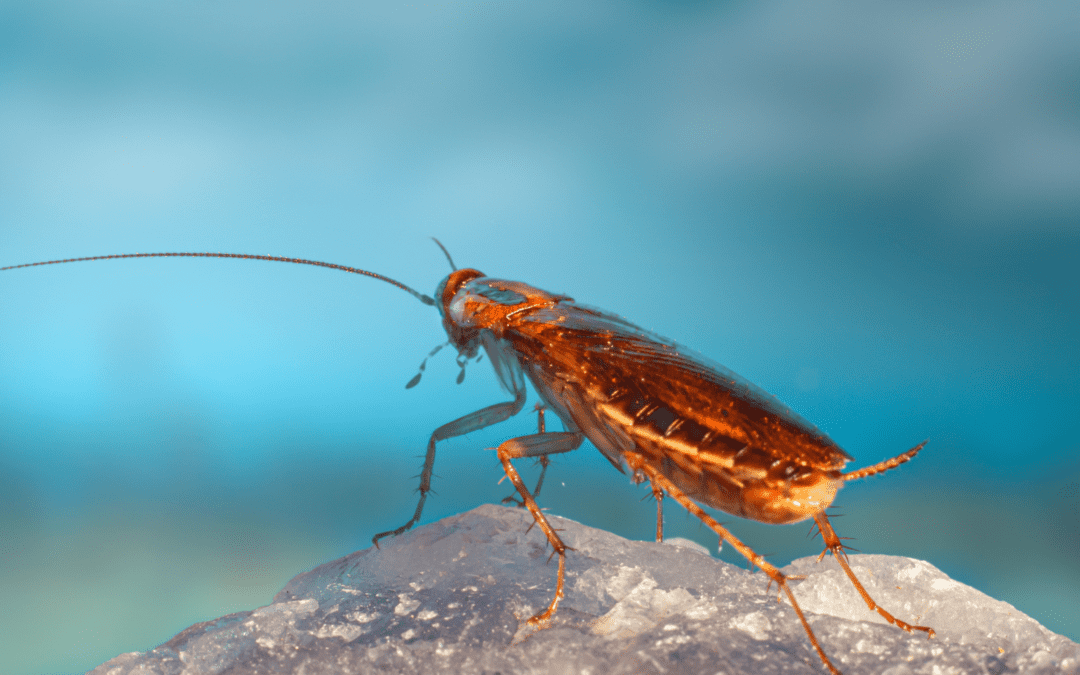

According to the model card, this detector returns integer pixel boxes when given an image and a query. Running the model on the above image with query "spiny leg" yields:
[634,459,844,675]
[496,430,584,626]
[502,404,552,507]
[813,512,935,638]
[372,388,526,546]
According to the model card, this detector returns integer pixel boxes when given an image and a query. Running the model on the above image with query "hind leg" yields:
[813,512,935,638]
[632,459,844,675]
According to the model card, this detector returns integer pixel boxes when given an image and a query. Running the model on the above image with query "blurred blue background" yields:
[1,2,1077,673]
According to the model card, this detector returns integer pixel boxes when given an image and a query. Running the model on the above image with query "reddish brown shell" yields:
[441,274,852,524]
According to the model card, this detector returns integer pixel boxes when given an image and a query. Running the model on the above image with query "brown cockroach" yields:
[3,248,934,674]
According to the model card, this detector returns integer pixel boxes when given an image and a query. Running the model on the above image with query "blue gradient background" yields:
[1,2,1078,674]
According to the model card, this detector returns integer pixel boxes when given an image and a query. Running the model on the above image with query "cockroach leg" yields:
[813,512,935,639]
[534,403,546,434]
[502,404,552,508]
[495,430,584,626]
[634,459,843,675]
[530,404,552,500]
[372,388,527,547]
[651,482,665,542]
[821,441,935,636]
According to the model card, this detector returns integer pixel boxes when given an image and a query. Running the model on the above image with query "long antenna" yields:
[431,238,457,271]
[1,252,435,305]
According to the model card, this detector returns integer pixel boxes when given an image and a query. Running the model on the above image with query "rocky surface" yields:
[91,504,1079,674]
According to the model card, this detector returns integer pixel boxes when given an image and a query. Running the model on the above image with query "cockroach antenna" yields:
[0,252,436,306]
[431,238,457,271]
[401,239,462,390]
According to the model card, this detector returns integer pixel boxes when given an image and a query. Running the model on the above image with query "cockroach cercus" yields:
[3,248,935,675]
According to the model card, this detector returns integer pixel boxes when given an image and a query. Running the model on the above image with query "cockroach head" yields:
[436,268,485,352]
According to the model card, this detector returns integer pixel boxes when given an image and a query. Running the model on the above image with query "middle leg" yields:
[651,482,664,542]
[496,430,583,626]
[502,404,554,507]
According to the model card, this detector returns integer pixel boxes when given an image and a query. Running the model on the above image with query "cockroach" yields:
[3,248,934,674]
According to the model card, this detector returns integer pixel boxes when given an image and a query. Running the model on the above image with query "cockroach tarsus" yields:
[3,248,936,675]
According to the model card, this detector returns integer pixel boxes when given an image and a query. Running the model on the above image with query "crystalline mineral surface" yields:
[91,504,1079,675]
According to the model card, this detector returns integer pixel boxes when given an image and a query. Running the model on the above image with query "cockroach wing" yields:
[502,300,853,523]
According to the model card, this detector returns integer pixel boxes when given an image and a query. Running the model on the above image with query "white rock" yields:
[89,504,1080,675]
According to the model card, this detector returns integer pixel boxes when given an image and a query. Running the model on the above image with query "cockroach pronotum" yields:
[2,248,935,674]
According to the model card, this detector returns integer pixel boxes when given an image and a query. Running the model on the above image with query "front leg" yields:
[372,387,527,547]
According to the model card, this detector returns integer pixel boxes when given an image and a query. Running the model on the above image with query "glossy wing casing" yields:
[441,271,852,525]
